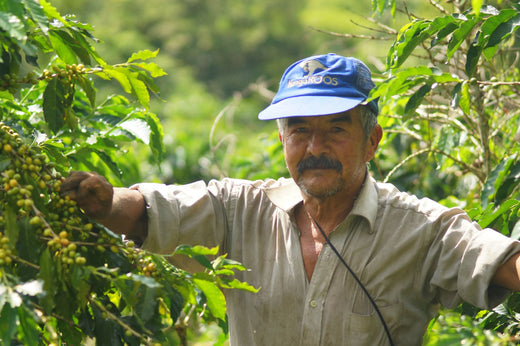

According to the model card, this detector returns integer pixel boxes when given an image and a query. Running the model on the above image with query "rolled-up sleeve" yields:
[135,180,229,256]
[427,209,520,309]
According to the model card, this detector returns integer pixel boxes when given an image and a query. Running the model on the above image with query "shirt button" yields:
[310,300,318,308]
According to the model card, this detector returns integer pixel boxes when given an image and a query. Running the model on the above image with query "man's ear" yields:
[365,124,382,162]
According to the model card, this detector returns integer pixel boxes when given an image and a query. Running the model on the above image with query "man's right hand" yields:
[61,171,114,220]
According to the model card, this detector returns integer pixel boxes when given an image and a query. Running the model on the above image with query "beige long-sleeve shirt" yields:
[137,176,520,345]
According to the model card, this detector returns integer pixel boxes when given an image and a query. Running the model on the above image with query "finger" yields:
[61,171,93,192]
[77,175,113,202]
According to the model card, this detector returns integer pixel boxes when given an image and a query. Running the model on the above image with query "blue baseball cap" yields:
[258,53,378,120]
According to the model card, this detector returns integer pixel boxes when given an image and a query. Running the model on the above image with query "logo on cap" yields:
[299,60,326,77]
[287,59,338,88]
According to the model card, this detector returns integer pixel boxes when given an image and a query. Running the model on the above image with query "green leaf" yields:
[134,281,158,323]
[119,118,151,144]
[472,0,483,17]
[511,220,520,240]
[38,248,57,313]
[18,306,40,346]
[174,244,219,256]
[125,273,162,288]
[16,218,42,266]
[134,62,167,78]
[450,82,462,109]
[15,280,43,297]
[143,112,164,163]
[483,12,520,60]
[97,66,132,94]
[434,126,459,163]
[127,49,159,63]
[388,20,431,69]
[0,304,18,344]
[21,0,49,34]
[76,74,96,107]
[39,0,69,27]
[174,245,218,269]
[479,200,520,229]
[4,205,18,248]
[193,278,227,320]
[495,158,520,204]
[220,278,260,293]
[0,157,11,172]
[43,77,66,133]
[48,30,78,64]
[404,83,431,118]
[128,71,150,108]
[447,17,479,59]
[0,12,25,41]
[0,0,25,18]
[465,42,482,77]
[432,21,460,47]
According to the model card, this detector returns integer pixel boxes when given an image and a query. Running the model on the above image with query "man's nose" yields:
[307,131,329,156]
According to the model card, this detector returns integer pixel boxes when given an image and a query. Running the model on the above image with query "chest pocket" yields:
[349,284,401,345]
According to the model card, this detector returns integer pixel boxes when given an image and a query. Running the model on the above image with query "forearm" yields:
[95,187,148,243]
[492,252,520,291]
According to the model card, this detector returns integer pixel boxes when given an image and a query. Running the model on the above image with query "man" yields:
[62,53,520,345]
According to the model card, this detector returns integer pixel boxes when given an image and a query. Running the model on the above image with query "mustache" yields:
[297,155,343,174]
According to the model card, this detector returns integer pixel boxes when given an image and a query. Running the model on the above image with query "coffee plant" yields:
[0,1,256,345]
[370,0,520,343]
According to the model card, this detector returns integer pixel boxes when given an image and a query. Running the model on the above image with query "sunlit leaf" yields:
[495,158,520,204]
[22,0,49,34]
[134,62,167,78]
[174,245,219,256]
[511,220,520,240]
[479,200,520,228]
[127,49,159,63]
[119,118,150,144]
[128,71,150,108]
[39,0,69,26]
[143,112,164,162]
[76,74,96,107]
[221,278,260,293]
[193,278,227,320]
[447,17,479,59]
[14,281,43,296]
[0,12,25,41]
[48,30,78,64]
[97,66,132,94]
[472,0,483,17]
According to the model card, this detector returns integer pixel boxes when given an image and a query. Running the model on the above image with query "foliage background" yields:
[0,0,519,344]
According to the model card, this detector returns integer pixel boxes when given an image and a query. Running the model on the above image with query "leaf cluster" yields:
[0,1,255,344]
[369,1,520,342]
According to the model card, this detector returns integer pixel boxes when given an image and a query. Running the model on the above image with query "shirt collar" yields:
[264,178,303,212]
[264,172,378,233]
[350,175,378,233]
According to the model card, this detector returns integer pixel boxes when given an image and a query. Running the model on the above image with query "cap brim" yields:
[258,95,365,120]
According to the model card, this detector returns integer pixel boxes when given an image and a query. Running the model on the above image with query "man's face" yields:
[280,108,380,200]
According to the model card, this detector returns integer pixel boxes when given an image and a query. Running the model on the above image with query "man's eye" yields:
[332,127,344,133]
[293,127,308,133]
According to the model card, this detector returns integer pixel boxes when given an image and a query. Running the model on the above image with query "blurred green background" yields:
[50,0,427,185]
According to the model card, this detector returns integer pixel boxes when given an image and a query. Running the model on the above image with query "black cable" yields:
[312,218,395,346]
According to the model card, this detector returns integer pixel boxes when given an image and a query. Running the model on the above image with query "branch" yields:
[90,297,151,345]
[308,26,393,41]
[428,0,450,16]
[383,147,484,184]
